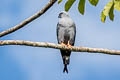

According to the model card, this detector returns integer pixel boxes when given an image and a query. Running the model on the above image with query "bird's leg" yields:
[60,42,66,46]
[67,41,72,48]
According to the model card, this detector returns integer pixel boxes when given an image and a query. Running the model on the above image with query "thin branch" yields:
[0,40,120,55]
[0,0,57,37]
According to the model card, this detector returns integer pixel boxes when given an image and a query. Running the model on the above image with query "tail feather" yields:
[63,64,68,73]
[63,56,70,65]
[60,50,71,73]
[63,56,70,73]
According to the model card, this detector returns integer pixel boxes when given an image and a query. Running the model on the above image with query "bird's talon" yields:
[67,44,72,48]
[67,41,72,48]
[61,43,66,46]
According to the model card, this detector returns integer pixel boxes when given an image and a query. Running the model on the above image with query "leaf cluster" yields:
[58,0,120,23]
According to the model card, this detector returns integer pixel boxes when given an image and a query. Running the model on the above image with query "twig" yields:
[0,40,120,55]
[0,0,57,37]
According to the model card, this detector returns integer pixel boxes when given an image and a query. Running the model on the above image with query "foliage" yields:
[58,0,120,23]
[88,0,99,6]
[78,0,85,15]
[65,0,76,11]
[58,0,63,4]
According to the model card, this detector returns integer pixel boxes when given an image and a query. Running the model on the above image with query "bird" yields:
[57,11,76,73]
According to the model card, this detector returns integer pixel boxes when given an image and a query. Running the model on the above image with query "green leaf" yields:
[89,0,99,6]
[114,0,120,11]
[65,0,76,11]
[58,0,63,4]
[101,1,114,23]
[101,11,106,23]
[78,0,86,15]
[103,1,114,16]
[109,2,114,21]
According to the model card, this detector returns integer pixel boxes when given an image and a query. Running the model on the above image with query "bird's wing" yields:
[57,23,65,44]
[69,23,76,46]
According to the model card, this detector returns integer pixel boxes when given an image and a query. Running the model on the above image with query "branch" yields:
[0,40,120,55]
[0,0,57,37]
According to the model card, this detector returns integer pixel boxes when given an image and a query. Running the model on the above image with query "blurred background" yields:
[0,0,120,80]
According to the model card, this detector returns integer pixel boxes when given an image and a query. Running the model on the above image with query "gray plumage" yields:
[57,11,76,73]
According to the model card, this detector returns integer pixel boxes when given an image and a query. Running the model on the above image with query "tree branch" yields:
[0,0,57,37]
[0,40,120,55]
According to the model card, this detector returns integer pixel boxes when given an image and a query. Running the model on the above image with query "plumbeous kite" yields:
[57,11,76,73]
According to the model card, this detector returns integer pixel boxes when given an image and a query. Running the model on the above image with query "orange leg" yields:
[67,41,72,48]
[60,42,66,46]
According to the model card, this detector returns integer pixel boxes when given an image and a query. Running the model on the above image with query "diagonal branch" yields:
[0,40,120,55]
[0,0,57,37]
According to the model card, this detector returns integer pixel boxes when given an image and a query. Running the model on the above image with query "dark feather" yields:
[63,64,68,73]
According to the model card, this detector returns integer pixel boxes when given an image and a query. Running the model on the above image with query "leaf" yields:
[78,0,86,15]
[114,0,120,11]
[103,1,114,16]
[109,2,114,21]
[89,0,99,6]
[58,0,63,4]
[101,11,106,23]
[65,0,76,11]
[101,1,114,23]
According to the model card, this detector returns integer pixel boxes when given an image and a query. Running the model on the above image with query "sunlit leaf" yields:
[101,0,114,23]
[103,1,113,16]
[101,11,106,23]
[89,0,99,6]
[78,0,85,15]
[65,0,76,11]
[114,0,120,11]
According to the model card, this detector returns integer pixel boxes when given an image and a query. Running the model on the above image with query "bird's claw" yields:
[61,43,66,46]
[60,41,72,48]
[67,41,72,48]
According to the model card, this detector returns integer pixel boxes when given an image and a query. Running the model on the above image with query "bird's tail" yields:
[63,56,70,73]
[63,64,68,73]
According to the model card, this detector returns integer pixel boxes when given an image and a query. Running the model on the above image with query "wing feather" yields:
[57,23,65,44]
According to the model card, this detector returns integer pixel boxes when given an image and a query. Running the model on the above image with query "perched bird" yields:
[57,11,76,73]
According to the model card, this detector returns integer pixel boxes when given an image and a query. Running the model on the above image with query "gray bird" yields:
[57,11,76,73]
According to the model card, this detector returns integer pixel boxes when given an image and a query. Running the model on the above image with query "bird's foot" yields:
[60,43,66,46]
[67,41,72,48]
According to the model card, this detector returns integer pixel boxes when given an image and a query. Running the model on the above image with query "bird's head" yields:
[58,11,69,18]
